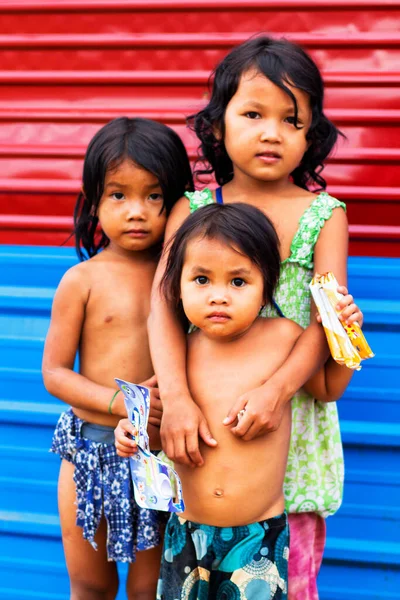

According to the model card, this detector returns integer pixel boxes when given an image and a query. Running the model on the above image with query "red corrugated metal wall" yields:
[0,0,399,256]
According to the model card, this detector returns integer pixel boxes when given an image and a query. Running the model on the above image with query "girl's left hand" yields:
[316,285,364,327]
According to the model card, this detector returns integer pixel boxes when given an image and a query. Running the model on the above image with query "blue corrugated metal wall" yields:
[0,245,399,599]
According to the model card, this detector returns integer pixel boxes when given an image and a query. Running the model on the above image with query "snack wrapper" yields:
[309,272,374,370]
[115,378,185,513]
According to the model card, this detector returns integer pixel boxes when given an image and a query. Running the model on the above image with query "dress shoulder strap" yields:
[184,188,214,213]
[285,192,347,270]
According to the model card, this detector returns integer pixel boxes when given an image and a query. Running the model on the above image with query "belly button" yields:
[213,488,224,498]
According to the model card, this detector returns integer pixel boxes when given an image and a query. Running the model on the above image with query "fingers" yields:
[149,408,163,420]
[338,300,363,327]
[230,410,254,438]
[148,416,162,427]
[149,396,162,411]
[115,435,137,457]
[140,374,158,388]
[114,419,137,457]
[241,421,265,442]
[160,429,175,465]
[198,419,217,447]
[337,285,348,296]
[223,396,247,426]
[185,431,204,468]
[151,388,161,401]
[172,435,193,468]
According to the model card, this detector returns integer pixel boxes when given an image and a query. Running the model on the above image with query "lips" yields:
[124,229,149,236]
[256,151,281,159]
[207,312,231,322]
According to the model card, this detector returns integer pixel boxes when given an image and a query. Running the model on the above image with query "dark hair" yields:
[188,35,342,191]
[73,117,194,260]
[161,203,280,325]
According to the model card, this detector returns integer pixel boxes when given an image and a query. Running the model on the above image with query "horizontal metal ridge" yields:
[0,510,60,533]
[0,586,66,600]
[1,32,399,48]
[0,0,398,12]
[2,144,400,164]
[2,287,398,317]
[0,70,398,86]
[341,420,400,447]
[0,285,54,298]
[319,589,399,600]
[349,226,400,241]
[1,179,399,200]
[0,400,62,419]
[0,108,398,125]
[2,216,400,241]
[324,536,400,565]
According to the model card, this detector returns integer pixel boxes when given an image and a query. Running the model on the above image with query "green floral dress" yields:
[185,188,346,518]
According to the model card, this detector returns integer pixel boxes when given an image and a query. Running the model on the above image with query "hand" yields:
[161,395,217,468]
[114,418,138,458]
[140,374,163,428]
[223,381,286,441]
[336,285,364,327]
[316,285,364,327]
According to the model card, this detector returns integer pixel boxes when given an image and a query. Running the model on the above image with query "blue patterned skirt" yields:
[157,512,289,599]
[51,408,166,563]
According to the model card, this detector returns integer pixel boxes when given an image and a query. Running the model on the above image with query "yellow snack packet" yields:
[309,272,374,370]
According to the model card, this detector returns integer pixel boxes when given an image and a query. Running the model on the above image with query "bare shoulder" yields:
[165,195,191,241]
[257,316,303,349]
[55,260,92,303]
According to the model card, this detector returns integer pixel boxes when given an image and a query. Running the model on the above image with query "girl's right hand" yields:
[114,419,138,458]
[140,374,163,427]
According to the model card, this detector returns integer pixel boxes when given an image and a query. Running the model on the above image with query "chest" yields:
[187,335,284,418]
[84,266,154,331]
[265,204,310,262]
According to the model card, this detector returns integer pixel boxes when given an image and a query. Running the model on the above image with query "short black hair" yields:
[161,203,280,324]
[188,35,342,190]
[74,117,194,260]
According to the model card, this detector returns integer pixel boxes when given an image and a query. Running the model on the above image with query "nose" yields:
[126,199,146,220]
[260,119,282,143]
[209,286,229,305]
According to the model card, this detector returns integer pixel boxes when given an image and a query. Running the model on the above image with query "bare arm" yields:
[148,197,217,466]
[226,207,349,440]
[305,286,364,402]
[42,265,126,417]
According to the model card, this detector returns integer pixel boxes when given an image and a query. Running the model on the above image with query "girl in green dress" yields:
[148,36,362,600]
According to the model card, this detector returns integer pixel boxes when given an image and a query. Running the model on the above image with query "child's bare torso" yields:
[176,317,299,527]
[74,251,157,426]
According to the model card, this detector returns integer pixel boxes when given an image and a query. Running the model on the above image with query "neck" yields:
[104,242,159,264]
[225,170,295,199]
[196,321,256,347]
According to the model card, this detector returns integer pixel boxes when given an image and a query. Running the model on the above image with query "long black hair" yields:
[188,35,342,190]
[161,203,280,327]
[74,117,194,260]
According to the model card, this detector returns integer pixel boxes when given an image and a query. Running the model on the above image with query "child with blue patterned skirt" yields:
[115,203,364,600]
[43,117,193,600]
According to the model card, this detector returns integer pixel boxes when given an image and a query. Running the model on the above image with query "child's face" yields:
[221,69,312,186]
[98,159,167,255]
[180,235,265,341]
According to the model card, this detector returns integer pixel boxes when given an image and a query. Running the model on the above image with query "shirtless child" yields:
[42,117,193,599]
[115,203,362,600]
